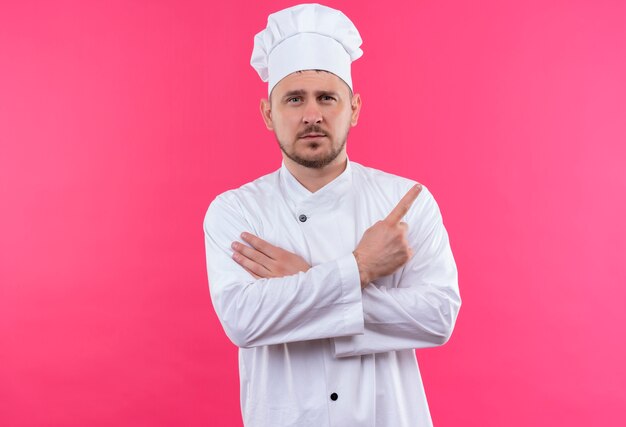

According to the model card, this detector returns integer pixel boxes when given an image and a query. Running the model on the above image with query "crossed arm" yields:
[205,183,460,354]
[231,184,423,288]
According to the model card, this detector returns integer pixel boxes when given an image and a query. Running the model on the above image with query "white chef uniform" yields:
[204,160,461,426]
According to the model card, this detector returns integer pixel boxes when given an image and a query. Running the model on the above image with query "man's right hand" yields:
[353,184,422,288]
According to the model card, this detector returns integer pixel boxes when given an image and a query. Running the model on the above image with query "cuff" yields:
[332,332,358,358]
[335,253,365,337]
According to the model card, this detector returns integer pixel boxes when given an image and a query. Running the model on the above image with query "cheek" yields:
[273,112,298,129]
[270,116,298,142]
[273,118,294,136]
[335,110,354,131]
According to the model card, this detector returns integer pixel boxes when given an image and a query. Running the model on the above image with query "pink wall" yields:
[1,0,625,426]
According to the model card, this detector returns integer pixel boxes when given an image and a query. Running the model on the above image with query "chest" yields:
[246,192,388,265]
[249,190,389,266]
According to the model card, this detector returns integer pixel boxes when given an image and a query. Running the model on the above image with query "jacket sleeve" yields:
[204,193,365,349]
[331,187,461,357]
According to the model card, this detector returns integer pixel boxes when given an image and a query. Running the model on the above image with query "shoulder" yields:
[350,161,436,210]
[210,168,281,208]
[204,168,281,229]
[351,163,446,243]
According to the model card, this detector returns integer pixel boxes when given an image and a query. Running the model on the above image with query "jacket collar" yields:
[279,159,353,210]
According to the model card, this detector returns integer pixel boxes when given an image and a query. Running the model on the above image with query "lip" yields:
[299,134,326,139]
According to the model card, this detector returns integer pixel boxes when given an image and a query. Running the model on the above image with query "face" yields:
[260,70,361,169]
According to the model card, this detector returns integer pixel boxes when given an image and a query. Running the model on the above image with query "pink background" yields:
[1,0,625,426]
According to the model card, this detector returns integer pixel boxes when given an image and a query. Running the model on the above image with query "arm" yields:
[204,193,364,349]
[332,187,461,357]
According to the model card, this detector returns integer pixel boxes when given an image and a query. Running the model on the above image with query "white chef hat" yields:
[251,3,363,95]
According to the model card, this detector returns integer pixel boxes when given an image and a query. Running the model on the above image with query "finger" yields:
[232,251,271,278]
[241,232,278,259]
[385,184,422,224]
[232,241,274,270]
[235,254,266,279]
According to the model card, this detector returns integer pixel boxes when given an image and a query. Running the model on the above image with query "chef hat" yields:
[251,3,363,95]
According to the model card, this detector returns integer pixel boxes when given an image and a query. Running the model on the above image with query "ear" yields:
[260,98,273,131]
[350,93,362,127]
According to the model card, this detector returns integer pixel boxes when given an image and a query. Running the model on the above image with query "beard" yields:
[277,125,348,169]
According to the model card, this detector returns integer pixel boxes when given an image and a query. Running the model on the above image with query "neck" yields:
[284,154,348,193]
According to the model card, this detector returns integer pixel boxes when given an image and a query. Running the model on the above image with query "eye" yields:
[320,95,336,102]
[287,97,302,103]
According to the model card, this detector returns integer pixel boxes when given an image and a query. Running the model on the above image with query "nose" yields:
[302,100,322,124]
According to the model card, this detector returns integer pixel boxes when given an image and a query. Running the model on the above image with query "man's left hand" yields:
[231,232,311,279]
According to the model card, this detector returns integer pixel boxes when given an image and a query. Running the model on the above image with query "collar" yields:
[279,159,354,211]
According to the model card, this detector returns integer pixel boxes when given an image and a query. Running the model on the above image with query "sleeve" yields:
[332,187,461,357]
[204,193,365,349]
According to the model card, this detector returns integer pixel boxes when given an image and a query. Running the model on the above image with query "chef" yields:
[203,4,461,426]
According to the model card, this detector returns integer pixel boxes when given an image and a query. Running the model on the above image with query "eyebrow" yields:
[282,90,306,100]
[281,90,340,100]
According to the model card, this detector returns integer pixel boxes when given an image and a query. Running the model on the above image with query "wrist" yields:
[352,250,371,288]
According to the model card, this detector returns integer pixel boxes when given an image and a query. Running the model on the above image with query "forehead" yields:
[271,70,350,96]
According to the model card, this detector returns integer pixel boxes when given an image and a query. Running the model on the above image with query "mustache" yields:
[297,125,328,138]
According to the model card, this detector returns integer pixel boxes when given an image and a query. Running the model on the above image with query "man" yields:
[203,4,461,426]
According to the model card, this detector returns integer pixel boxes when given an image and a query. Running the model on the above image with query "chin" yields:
[300,150,331,161]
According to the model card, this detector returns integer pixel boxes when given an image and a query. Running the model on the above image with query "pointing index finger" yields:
[385,184,422,224]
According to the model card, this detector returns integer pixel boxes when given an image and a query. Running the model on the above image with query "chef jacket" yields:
[203,160,461,427]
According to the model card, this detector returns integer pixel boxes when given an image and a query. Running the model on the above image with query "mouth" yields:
[299,133,326,139]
